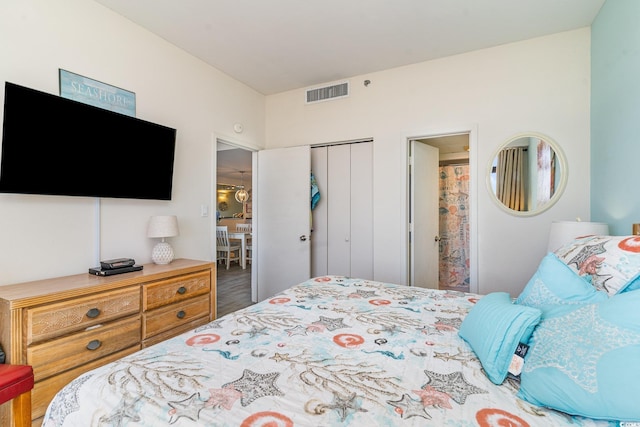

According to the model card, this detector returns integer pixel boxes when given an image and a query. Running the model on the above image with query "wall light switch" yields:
[201,204,209,217]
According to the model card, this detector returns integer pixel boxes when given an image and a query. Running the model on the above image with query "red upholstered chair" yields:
[0,364,34,427]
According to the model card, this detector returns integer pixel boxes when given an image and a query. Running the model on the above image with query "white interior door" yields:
[256,145,311,300]
[349,142,373,279]
[310,142,373,279]
[327,144,351,275]
[310,147,328,277]
[410,141,439,288]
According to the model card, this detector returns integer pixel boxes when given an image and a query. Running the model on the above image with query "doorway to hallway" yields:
[216,140,254,313]
[408,132,472,292]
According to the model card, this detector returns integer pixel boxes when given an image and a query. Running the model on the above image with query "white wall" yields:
[0,2,592,296]
[0,0,265,285]
[265,29,592,296]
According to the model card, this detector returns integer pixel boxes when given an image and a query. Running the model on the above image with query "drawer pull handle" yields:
[86,340,102,351]
[86,308,101,318]
[177,310,186,319]
[177,286,187,295]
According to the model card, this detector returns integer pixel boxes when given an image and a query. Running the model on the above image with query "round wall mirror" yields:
[487,132,567,217]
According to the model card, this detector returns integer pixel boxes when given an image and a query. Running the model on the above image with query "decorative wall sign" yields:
[59,69,136,117]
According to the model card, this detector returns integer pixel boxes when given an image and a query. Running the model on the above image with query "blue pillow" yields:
[621,275,640,293]
[458,292,541,384]
[518,289,640,421]
[516,253,608,317]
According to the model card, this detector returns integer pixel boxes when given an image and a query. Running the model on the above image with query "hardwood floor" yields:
[216,261,254,318]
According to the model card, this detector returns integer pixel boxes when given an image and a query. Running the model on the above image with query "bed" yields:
[42,250,640,427]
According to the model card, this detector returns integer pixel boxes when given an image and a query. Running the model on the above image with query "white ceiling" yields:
[217,143,252,185]
[93,0,605,183]
[93,0,605,96]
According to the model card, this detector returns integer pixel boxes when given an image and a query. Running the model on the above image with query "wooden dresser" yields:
[0,258,216,426]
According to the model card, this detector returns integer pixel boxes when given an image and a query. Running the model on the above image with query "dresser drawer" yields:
[31,346,139,422]
[142,317,212,348]
[26,287,140,344]
[143,295,210,339]
[27,315,141,382]
[143,271,211,311]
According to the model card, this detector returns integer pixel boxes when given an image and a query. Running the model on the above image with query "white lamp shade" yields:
[547,220,609,252]
[147,215,179,238]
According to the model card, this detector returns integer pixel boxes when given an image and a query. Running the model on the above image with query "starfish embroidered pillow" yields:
[553,235,640,296]
[458,292,541,385]
[515,253,608,317]
[518,289,640,421]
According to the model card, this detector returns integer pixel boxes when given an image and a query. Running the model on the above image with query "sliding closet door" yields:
[311,142,373,279]
[349,142,373,279]
[327,144,351,275]
[311,147,328,277]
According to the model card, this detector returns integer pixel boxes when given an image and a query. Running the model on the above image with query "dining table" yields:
[228,231,251,269]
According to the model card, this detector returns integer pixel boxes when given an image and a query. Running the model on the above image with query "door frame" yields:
[402,125,478,293]
[212,132,260,302]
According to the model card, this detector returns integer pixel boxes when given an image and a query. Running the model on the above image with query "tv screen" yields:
[0,82,176,200]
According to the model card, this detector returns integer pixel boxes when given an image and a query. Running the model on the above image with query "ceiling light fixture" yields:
[235,171,249,203]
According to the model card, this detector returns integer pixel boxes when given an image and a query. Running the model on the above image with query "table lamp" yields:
[547,220,609,252]
[147,215,179,264]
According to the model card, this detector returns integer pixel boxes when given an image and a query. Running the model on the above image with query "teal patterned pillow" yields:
[458,292,541,385]
[515,253,608,317]
[554,235,640,296]
[518,289,640,421]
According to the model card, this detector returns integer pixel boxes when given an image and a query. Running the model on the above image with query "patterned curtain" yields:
[496,147,526,211]
[438,164,470,291]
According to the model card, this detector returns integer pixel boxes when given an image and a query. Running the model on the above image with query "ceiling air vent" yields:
[305,81,349,104]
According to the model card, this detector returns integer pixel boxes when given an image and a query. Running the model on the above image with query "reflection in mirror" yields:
[217,184,247,219]
[488,133,567,216]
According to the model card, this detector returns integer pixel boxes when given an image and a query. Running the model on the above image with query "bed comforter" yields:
[42,276,614,426]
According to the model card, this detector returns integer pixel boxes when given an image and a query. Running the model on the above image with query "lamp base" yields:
[151,242,174,265]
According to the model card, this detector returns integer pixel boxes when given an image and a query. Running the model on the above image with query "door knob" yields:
[300,235,307,241]
[434,236,441,242]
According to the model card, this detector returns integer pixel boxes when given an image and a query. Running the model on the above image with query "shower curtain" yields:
[438,164,470,291]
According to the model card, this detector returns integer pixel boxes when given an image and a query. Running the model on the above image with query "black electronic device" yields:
[0,82,177,200]
[100,258,136,270]
[89,265,143,276]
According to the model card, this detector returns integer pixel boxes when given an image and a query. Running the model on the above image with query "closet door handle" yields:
[434,236,441,242]
[300,235,307,241]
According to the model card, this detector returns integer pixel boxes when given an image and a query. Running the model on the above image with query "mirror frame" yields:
[487,132,568,217]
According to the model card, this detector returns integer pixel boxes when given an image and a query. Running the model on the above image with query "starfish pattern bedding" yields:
[42,276,614,426]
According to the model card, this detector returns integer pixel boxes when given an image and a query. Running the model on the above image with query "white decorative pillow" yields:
[554,235,640,296]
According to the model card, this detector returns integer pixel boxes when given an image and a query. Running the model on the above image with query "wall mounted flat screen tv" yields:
[0,82,176,200]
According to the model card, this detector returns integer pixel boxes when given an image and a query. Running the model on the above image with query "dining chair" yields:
[235,223,252,264]
[235,223,252,233]
[216,226,241,269]
[246,242,252,265]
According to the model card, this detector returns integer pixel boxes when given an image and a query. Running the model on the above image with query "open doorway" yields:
[216,141,254,316]
[408,133,471,292]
